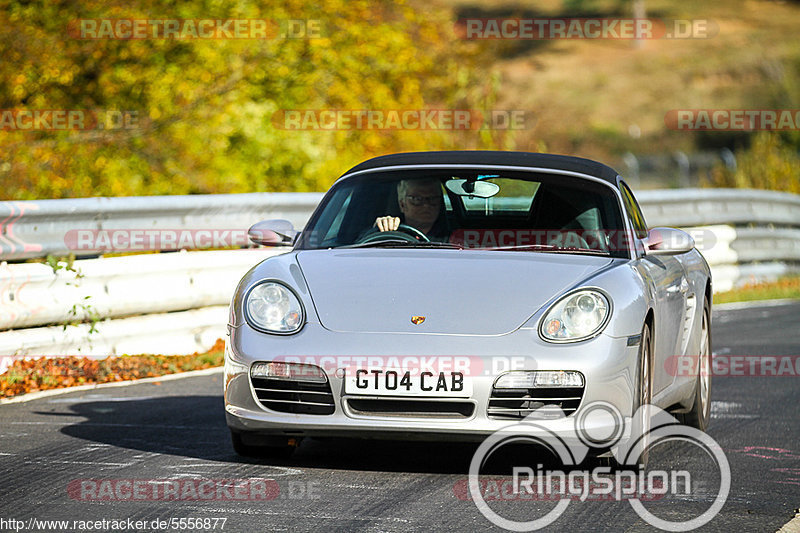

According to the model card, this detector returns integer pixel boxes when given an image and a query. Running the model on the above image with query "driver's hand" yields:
[375,216,400,232]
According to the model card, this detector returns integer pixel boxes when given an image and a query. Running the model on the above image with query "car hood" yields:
[295,249,615,335]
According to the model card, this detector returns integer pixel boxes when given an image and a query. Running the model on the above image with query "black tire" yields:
[683,299,712,431]
[632,321,653,470]
[230,430,296,459]
[599,322,652,472]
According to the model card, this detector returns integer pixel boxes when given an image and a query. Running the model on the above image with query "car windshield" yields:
[297,169,630,258]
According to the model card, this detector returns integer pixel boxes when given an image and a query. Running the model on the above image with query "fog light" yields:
[250,361,327,383]
[494,370,584,389]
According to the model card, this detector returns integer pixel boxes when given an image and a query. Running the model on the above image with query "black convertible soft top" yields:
[341,151,621,185]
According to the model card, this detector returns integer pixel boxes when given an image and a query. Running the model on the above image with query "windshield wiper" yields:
[483,244,558,252]
[483,244,610,255]
[340,239,463,249]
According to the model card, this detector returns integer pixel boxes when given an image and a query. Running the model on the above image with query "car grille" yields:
[487,387,584,419]
[345,398,475,419]
[251,377,335,415]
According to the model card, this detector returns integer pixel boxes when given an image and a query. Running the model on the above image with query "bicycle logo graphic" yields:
[468,401,730,531]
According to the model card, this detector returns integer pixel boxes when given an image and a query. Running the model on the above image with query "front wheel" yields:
[682,299,712,431]
[631,321,653,470]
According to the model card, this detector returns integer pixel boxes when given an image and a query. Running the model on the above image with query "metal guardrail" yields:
[0,249,283,331]
[1,188,798,361]
[637,188,800,228]
[0,193,324,261]
[3,188,799,261]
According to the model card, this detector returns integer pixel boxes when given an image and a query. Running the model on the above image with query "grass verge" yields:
[714,276,800,305]
[0,339,224,399]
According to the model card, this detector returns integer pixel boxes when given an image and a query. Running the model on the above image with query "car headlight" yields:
[540,289,611,342]
[244,281,304,334]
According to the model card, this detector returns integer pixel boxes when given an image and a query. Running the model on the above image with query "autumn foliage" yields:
[0,338,225,399]
[0,0,501,200]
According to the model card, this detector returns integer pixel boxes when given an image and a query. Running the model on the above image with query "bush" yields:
[705,132,800,193]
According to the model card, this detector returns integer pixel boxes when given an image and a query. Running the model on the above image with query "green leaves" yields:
[1,0,500,200]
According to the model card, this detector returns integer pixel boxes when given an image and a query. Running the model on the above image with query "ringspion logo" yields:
[467,403,730,531]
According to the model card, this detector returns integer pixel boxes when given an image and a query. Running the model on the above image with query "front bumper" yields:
[224,323,640,443]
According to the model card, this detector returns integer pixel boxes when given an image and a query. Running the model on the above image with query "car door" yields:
[620,181,688,397]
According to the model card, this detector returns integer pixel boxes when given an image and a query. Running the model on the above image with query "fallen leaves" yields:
[0,338,225,399]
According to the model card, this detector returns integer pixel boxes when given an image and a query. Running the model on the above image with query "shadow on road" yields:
[55,394,563,474]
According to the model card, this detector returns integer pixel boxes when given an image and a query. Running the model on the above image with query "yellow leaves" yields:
[1,0,501,200]
[707,132,800,193]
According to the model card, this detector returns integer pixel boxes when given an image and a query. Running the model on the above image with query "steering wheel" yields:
[357,223,430,244]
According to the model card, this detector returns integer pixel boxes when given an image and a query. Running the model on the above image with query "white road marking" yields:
[711,401,742,413]
[162,464,306,477]
[713,298,800,311]
[7,421,212,430]
[777,510,800,533]
[328,483,387,490]
[192,507,411,522]
[25,459,133,467]
[47,394,160,403]
[0,366,222,405]
[710,400,758,419]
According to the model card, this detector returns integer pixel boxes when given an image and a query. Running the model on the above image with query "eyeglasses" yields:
[405,194,440,207]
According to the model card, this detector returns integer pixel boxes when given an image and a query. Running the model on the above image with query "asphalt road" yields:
[1,301,799,532]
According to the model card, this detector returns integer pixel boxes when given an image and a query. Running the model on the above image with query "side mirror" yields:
[248,219,298,247]
[643,227,695,255]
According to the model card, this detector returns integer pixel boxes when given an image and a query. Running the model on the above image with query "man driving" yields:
[374,178,448,238]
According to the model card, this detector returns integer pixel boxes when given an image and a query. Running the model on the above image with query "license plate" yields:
[343,369,472,397]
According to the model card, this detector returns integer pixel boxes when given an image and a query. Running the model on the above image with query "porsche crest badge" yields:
[411,316,426,325]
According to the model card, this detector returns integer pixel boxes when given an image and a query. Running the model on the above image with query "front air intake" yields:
[487,386,584,420]
[251,369,335,415]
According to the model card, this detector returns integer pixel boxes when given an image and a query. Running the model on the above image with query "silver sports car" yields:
[224,151,712,457]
